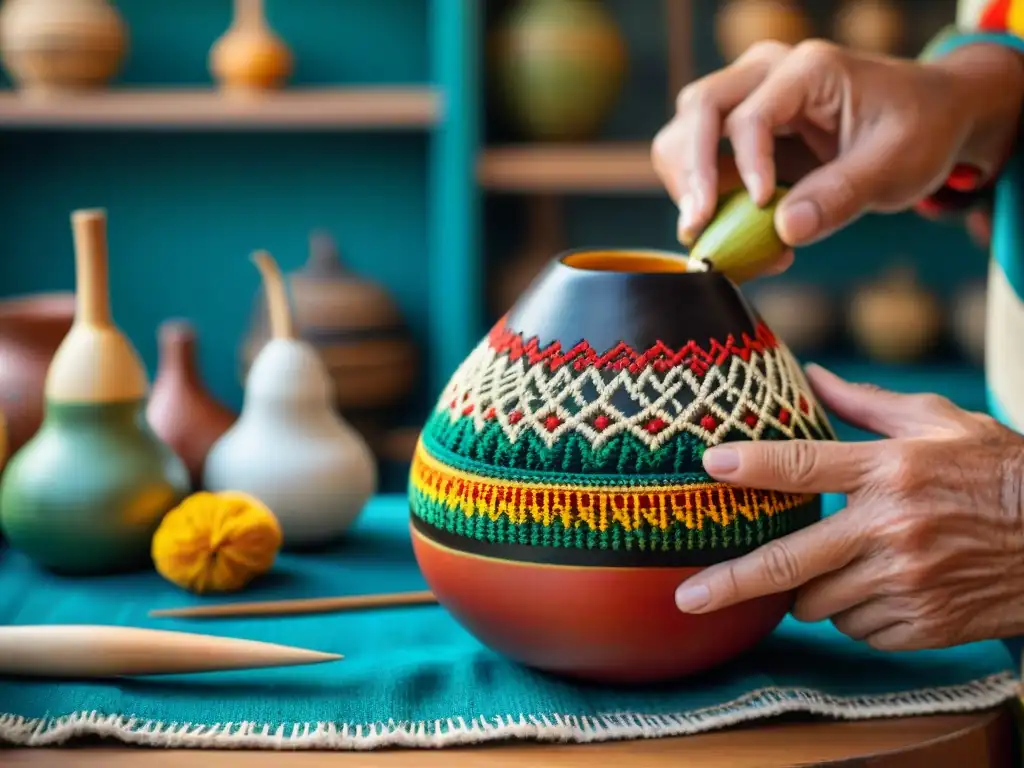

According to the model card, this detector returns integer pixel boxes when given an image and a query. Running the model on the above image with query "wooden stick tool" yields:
[150,589,438,619]
[0,625,342,678]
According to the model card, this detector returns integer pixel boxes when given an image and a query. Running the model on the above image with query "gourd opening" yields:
[561,249,704,275]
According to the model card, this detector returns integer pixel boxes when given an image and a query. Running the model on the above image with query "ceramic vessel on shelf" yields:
[951,279,987,366]
[209,0,292,96]
[490,0,627,141]
[146,319,237,491]
[748,280,835,356]
[0,0,127,96]
[241,230,417,413]
[848,264,943,363]
[714,0,811,63]
[409,238,837,683]
[834,0,904,55]
[0,293,75,457]
[0,209,190,575]
[205,251,378,550]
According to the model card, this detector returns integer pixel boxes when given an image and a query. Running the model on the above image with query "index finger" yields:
[674,506,862,614]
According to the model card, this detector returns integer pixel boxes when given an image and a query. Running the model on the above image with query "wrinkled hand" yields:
[674,364,1024,651]
[651,39,1021,267]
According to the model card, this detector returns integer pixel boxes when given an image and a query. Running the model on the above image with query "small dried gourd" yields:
[715,0,811,63]
[749,281,835,354]
[688,186,790,285]
[151,490,283,595]
[951,280,987,365]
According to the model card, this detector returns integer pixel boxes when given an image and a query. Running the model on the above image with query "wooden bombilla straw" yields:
[70,208,113,328]
[252,249,295,340]
[0,625,341,678]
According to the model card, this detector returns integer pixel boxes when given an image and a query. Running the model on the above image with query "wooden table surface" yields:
[0,709,1015,767]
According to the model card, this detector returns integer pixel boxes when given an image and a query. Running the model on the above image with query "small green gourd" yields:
[689,186,790,285]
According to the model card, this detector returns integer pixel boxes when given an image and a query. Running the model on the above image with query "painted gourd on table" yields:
[0,209,190,574]
[409,198,837,684]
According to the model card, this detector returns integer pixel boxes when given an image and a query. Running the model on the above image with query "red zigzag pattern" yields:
[487,317,780,376]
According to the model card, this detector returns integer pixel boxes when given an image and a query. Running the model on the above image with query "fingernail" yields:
[678,194,695,237]
[702,446,739,474]
[777,200,820,243]
[675,583,711,613]
[742,170,767,203]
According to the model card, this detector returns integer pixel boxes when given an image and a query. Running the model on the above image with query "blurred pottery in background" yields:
[848,264,943,363]
[0,0,127,95]
[490,0,627,141]
[714,0,810,63]
[0,209,189,575]
[490,195,565,317]
[207,251,377,550]
[834,0,904,55]
[241,231,417,413]
[411,192,837,684]
[951,280,987,366]
[748,280,834,356]
[209,0,292,95]
[0,292,75,456]
[147,320,237,491]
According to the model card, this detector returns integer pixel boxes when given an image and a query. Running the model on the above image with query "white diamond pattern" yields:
[439,336,834,450]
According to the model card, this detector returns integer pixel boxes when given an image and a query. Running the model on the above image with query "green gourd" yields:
[490,0,627,142]
[689,186,790,285]
[0,209,189,575]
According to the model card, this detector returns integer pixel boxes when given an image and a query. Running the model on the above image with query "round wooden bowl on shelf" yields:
[409,245,837,684]
[0,0,127,96]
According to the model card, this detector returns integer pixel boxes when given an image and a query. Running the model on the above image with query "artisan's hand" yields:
[651,39,1024,268]
[674,364,1024,651]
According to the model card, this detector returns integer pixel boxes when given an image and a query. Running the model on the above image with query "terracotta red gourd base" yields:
[412,525,791,684]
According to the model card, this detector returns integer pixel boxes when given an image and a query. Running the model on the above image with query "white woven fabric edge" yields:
[1,673,1019,751]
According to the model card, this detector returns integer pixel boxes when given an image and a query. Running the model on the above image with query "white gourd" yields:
[203,251,377,549]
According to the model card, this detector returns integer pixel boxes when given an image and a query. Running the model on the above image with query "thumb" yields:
[774,143,889,246]
[804,364,960,438]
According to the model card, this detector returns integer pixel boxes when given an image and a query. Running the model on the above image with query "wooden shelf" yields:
[478,142,662,193]
[0,87,441,130]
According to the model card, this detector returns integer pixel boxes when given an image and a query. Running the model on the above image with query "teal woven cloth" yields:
[0,494,1018,749]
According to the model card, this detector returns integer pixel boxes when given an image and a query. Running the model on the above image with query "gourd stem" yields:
[252,250,295,340]
[70,208,113,328]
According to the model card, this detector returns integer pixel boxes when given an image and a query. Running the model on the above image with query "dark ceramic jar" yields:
[409,249,836,684]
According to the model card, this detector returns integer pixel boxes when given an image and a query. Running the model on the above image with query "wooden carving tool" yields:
[150,589,438,619]
[0,625,342,678]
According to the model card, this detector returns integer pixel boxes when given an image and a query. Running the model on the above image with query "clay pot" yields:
[848,265,943,363]
[715,0,811,63]
[0,0,127,96]
[409,246,836,684]
[147,320,237,491]
[490,0,627,141]
[748,281,835,355]
[209,0,293,96]
[0,293,75,456]
[951,280,987,366]
[241,231,417,413]
[834,0,904,55]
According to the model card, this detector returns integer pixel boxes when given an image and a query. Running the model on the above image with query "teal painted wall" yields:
[0,0,988,447]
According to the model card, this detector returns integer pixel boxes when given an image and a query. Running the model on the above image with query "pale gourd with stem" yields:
[0,208,190,574]
[203,250,378,549]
